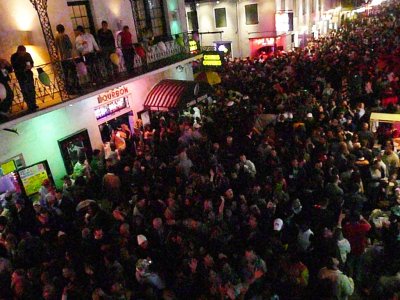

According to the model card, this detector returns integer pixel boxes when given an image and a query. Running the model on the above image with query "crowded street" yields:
[1,0,400,299]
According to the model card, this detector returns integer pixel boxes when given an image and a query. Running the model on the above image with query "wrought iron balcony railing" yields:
[2,35,193,123]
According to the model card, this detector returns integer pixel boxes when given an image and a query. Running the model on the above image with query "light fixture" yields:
[196,2,200,6]
[216,0,220,3]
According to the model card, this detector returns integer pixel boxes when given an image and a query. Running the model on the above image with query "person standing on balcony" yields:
[10,46,37,112]
[0,58,14,120]
[117,26,135,74]
[55,24,81,94]
[75,25,100,84]
[97,21,116,79]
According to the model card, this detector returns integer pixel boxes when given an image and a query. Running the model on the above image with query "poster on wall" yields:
[58,129,93,176]
[18,161,52,196]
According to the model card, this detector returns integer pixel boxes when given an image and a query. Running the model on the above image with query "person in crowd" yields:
[10,45,37,111]
[117,26,135,74]
[75,25,100,83]
[97,20,116,79]
[55,24,81,94]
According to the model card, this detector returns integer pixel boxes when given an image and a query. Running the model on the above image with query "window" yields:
[214,8,227,28]
[302,0,306,15]
[281,0,285,10]
[67,1,96,36]
[187,11,199,31]
[245,4,258,25]
[134,0,167,38]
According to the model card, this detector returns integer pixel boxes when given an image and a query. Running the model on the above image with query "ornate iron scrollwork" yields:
[29,0,68,100]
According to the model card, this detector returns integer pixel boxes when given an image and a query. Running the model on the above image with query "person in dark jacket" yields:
[10,45,37,111]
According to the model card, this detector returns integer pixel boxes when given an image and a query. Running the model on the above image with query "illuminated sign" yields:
[203,52,222,66]
[18,163,49,196]
[1,160,16,175]
[97,85,129,103]
[253,38,275,46]
[94,97,130,120]
[189,40,198,52]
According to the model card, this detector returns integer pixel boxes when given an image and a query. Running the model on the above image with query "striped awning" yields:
[144,80,189,110]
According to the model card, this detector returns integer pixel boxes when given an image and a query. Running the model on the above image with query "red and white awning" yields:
[144,80,188,110]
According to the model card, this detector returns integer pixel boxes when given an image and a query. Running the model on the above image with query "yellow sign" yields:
[1,160,16,175]
[204,54,221,60]
[189,40,198,52]
[19,163,49,196]
[203,52,222,67]
[203,60,223,66]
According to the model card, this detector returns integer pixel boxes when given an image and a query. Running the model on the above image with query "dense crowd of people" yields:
[2,1,400,299]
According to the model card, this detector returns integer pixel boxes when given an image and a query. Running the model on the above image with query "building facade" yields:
[0,0,194,187]
[185,0,344,57]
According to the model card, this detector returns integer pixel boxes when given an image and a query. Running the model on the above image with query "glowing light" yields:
[196,2,200,6]
[217,44,228,53]
[275,13,290,32]
[10,1,36,31]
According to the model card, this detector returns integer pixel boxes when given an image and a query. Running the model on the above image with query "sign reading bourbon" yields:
[97,85,129,103]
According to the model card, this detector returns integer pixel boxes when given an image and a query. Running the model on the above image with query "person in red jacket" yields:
[117,26,135,74]
[342,211,371,283]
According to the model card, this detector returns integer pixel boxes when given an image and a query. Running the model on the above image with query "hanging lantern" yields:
[0,83,7,101]
[176,36,184,47]
[76,62,88,77]
[37,67,51,86]
[110,53,120,66]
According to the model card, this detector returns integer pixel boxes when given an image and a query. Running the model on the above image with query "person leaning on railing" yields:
[55,24,82,94]
[117,26,136,74]
[10,45,38,112]
[0,58,14,120]
[97,21,117,80]
[75,25,101,85]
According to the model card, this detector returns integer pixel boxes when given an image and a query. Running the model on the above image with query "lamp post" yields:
[29,0,67,99]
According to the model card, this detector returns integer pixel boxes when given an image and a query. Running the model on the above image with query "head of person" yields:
[56,24,65,34]
[75,25,85,35]
[123,25,129,32]
[101,20,108,30]
[16,45,26,55]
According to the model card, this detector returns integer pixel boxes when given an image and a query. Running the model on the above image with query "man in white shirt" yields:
[75,25,100,55]
[75,25,100,83]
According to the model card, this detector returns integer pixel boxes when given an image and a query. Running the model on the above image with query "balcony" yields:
[1,38,198,126]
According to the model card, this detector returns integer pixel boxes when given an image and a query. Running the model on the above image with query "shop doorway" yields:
[99,111,134,149]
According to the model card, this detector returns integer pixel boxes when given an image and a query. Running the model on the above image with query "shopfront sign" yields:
[253,38,275,46]
[203,51,223,67]
[189,40,198,52]
[94,97,130,120]
[97,85,129,104]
